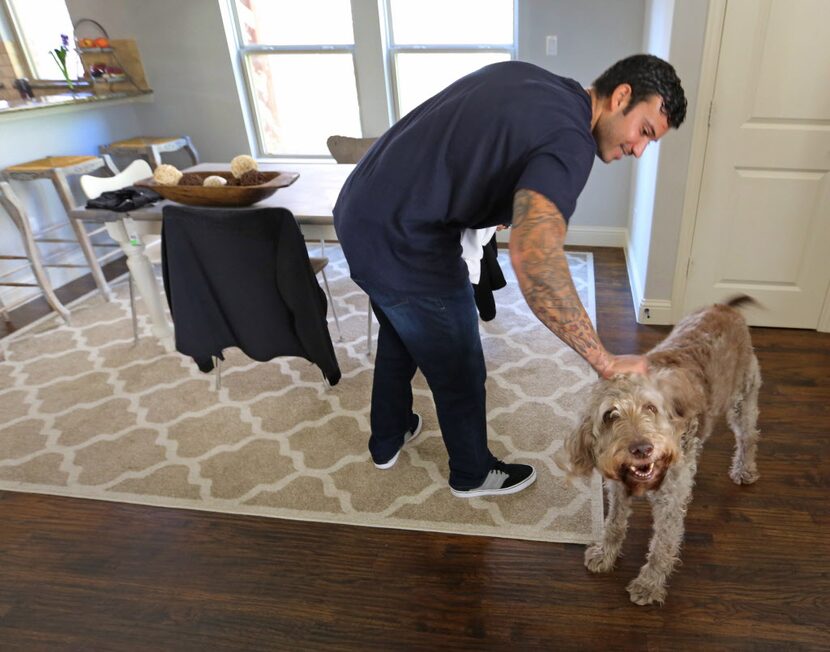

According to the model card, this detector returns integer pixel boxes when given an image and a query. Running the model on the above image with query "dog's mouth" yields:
[617,457,669,495]
[624,461,656,482]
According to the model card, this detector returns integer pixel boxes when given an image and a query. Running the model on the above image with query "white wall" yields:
[626,0,674,317]
[632,0,710,323]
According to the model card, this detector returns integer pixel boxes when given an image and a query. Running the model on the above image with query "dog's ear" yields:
[558,411,596,477]
[651,368,704,423]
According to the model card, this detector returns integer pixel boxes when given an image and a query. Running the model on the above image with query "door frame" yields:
[671,0,727,323]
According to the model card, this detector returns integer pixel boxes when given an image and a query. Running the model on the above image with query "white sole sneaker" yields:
[450,464,537,498]
[373,414,423,469]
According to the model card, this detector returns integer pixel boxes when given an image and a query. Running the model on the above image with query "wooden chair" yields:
[100,136,199,169]
[326,134,379,355]
[79,159,156,344]
[2,156,119,317]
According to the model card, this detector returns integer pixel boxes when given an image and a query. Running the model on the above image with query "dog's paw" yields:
[584,543,617,573]
[626,576,667,606]
[729,464,760,485]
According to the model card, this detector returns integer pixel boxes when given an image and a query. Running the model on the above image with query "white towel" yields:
[460,226,499,284]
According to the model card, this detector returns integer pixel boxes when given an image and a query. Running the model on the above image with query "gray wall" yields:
[67,0,250,162]
[519,0,645,232]
[1,0,704,320]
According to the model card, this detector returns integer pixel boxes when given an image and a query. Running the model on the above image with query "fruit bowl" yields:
[136,170,299,207]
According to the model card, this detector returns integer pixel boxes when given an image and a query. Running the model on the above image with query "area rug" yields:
[0,245,602,544]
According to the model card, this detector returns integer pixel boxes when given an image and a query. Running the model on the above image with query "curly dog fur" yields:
[562,296,761,605]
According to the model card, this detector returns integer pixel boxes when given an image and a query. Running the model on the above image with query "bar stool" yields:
[100,136,199,169]
[2,155,119,306]
[0,181,71,323]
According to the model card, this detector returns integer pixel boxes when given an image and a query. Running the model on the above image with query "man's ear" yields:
[611,83,632,111]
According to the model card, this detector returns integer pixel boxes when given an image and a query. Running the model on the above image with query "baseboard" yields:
[495,225,627,247]
[624,238,675,326]
[635,298,673,324]
[303,224,629,249]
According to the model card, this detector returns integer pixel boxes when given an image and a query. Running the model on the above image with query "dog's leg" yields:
[585,480,631,573]
[728,353,761,485]
[627,442,700,606]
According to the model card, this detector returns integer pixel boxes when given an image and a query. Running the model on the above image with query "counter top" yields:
[0,90,154,121]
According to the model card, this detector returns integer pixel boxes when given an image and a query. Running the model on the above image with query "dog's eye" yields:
[644,404,658,415]
[602,409,619,424]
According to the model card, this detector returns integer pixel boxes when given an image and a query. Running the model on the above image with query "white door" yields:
[683,0,830,328]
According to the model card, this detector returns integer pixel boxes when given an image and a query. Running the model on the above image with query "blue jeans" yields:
[356,280,495,490]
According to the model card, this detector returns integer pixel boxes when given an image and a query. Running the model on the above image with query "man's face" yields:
[593,86,670,163]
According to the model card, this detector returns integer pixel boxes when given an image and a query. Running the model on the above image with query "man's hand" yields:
[595,354,649,379]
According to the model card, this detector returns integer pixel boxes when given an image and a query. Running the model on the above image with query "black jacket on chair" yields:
[161,205,341,385]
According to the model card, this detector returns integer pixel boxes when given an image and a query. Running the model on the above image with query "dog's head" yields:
[560,370,702,496]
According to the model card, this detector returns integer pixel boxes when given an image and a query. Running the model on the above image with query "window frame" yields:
[224,0,518,159]
[2,0,39,78]
[227,0,361,159]
[381,0,518,121]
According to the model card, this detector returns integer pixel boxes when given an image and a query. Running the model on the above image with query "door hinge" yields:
[707,101,714,127]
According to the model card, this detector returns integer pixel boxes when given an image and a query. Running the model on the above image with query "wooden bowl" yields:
[136,170,299,207]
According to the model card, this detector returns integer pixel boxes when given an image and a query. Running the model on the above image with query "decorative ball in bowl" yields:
[136,170,299,207]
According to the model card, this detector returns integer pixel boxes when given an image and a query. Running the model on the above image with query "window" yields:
[385,0,516,118]
[228,0,516,158]
[3,0,80,80]
[232,0,361,157]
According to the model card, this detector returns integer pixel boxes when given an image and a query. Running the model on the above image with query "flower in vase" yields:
[49,34,74,90]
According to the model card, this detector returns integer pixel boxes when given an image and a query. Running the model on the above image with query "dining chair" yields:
[161,205,341,391]
[79,159,155,344]
[325,135,378,164]
[326,134,379,355]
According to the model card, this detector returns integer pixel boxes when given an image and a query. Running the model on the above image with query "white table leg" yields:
[105,219,175,352]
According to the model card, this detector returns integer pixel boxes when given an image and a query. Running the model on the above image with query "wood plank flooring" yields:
[1,248,827,651]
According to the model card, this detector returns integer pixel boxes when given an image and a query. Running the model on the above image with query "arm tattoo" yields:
[510,188,610,373]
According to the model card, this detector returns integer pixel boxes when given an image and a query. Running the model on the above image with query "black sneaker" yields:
[373,413,423,469]
[451,460,537,498]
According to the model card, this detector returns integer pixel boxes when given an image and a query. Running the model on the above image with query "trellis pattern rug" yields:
[0,245,602,544]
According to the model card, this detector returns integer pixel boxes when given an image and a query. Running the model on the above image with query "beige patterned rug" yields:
[0,245,602,544]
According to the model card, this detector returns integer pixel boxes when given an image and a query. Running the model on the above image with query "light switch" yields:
[546,35,558,56]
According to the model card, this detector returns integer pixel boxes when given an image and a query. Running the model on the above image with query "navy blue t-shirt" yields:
[333,61,595,293]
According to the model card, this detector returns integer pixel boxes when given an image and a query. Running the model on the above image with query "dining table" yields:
[69,162,355,352]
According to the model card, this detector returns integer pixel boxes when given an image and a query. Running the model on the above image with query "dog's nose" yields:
[629,441,654,458]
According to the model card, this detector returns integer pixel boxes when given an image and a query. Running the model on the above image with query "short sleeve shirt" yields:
[333,61,595,293]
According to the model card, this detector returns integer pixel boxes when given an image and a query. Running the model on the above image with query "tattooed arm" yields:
[509,188,647,379]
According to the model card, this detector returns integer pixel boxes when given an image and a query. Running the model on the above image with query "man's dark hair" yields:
[593,54,687,128]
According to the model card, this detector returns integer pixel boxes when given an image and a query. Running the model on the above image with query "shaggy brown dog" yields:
[562,296,761,605]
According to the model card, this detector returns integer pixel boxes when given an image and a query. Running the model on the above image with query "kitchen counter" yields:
[0,90,154,122]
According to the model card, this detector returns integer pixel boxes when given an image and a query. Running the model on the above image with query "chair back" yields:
[326,135,378,164]
[79,159,153,200]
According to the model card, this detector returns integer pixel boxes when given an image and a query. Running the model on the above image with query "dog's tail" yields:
[722,294,761,311]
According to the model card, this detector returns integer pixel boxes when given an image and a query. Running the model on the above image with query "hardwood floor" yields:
[1,248,827,651]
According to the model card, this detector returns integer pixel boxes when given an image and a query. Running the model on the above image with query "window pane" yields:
[389,0,513,45]
[395,52,510,117]
[7,0,80,80]
[235,0,354,46]
[248,53,361,156]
